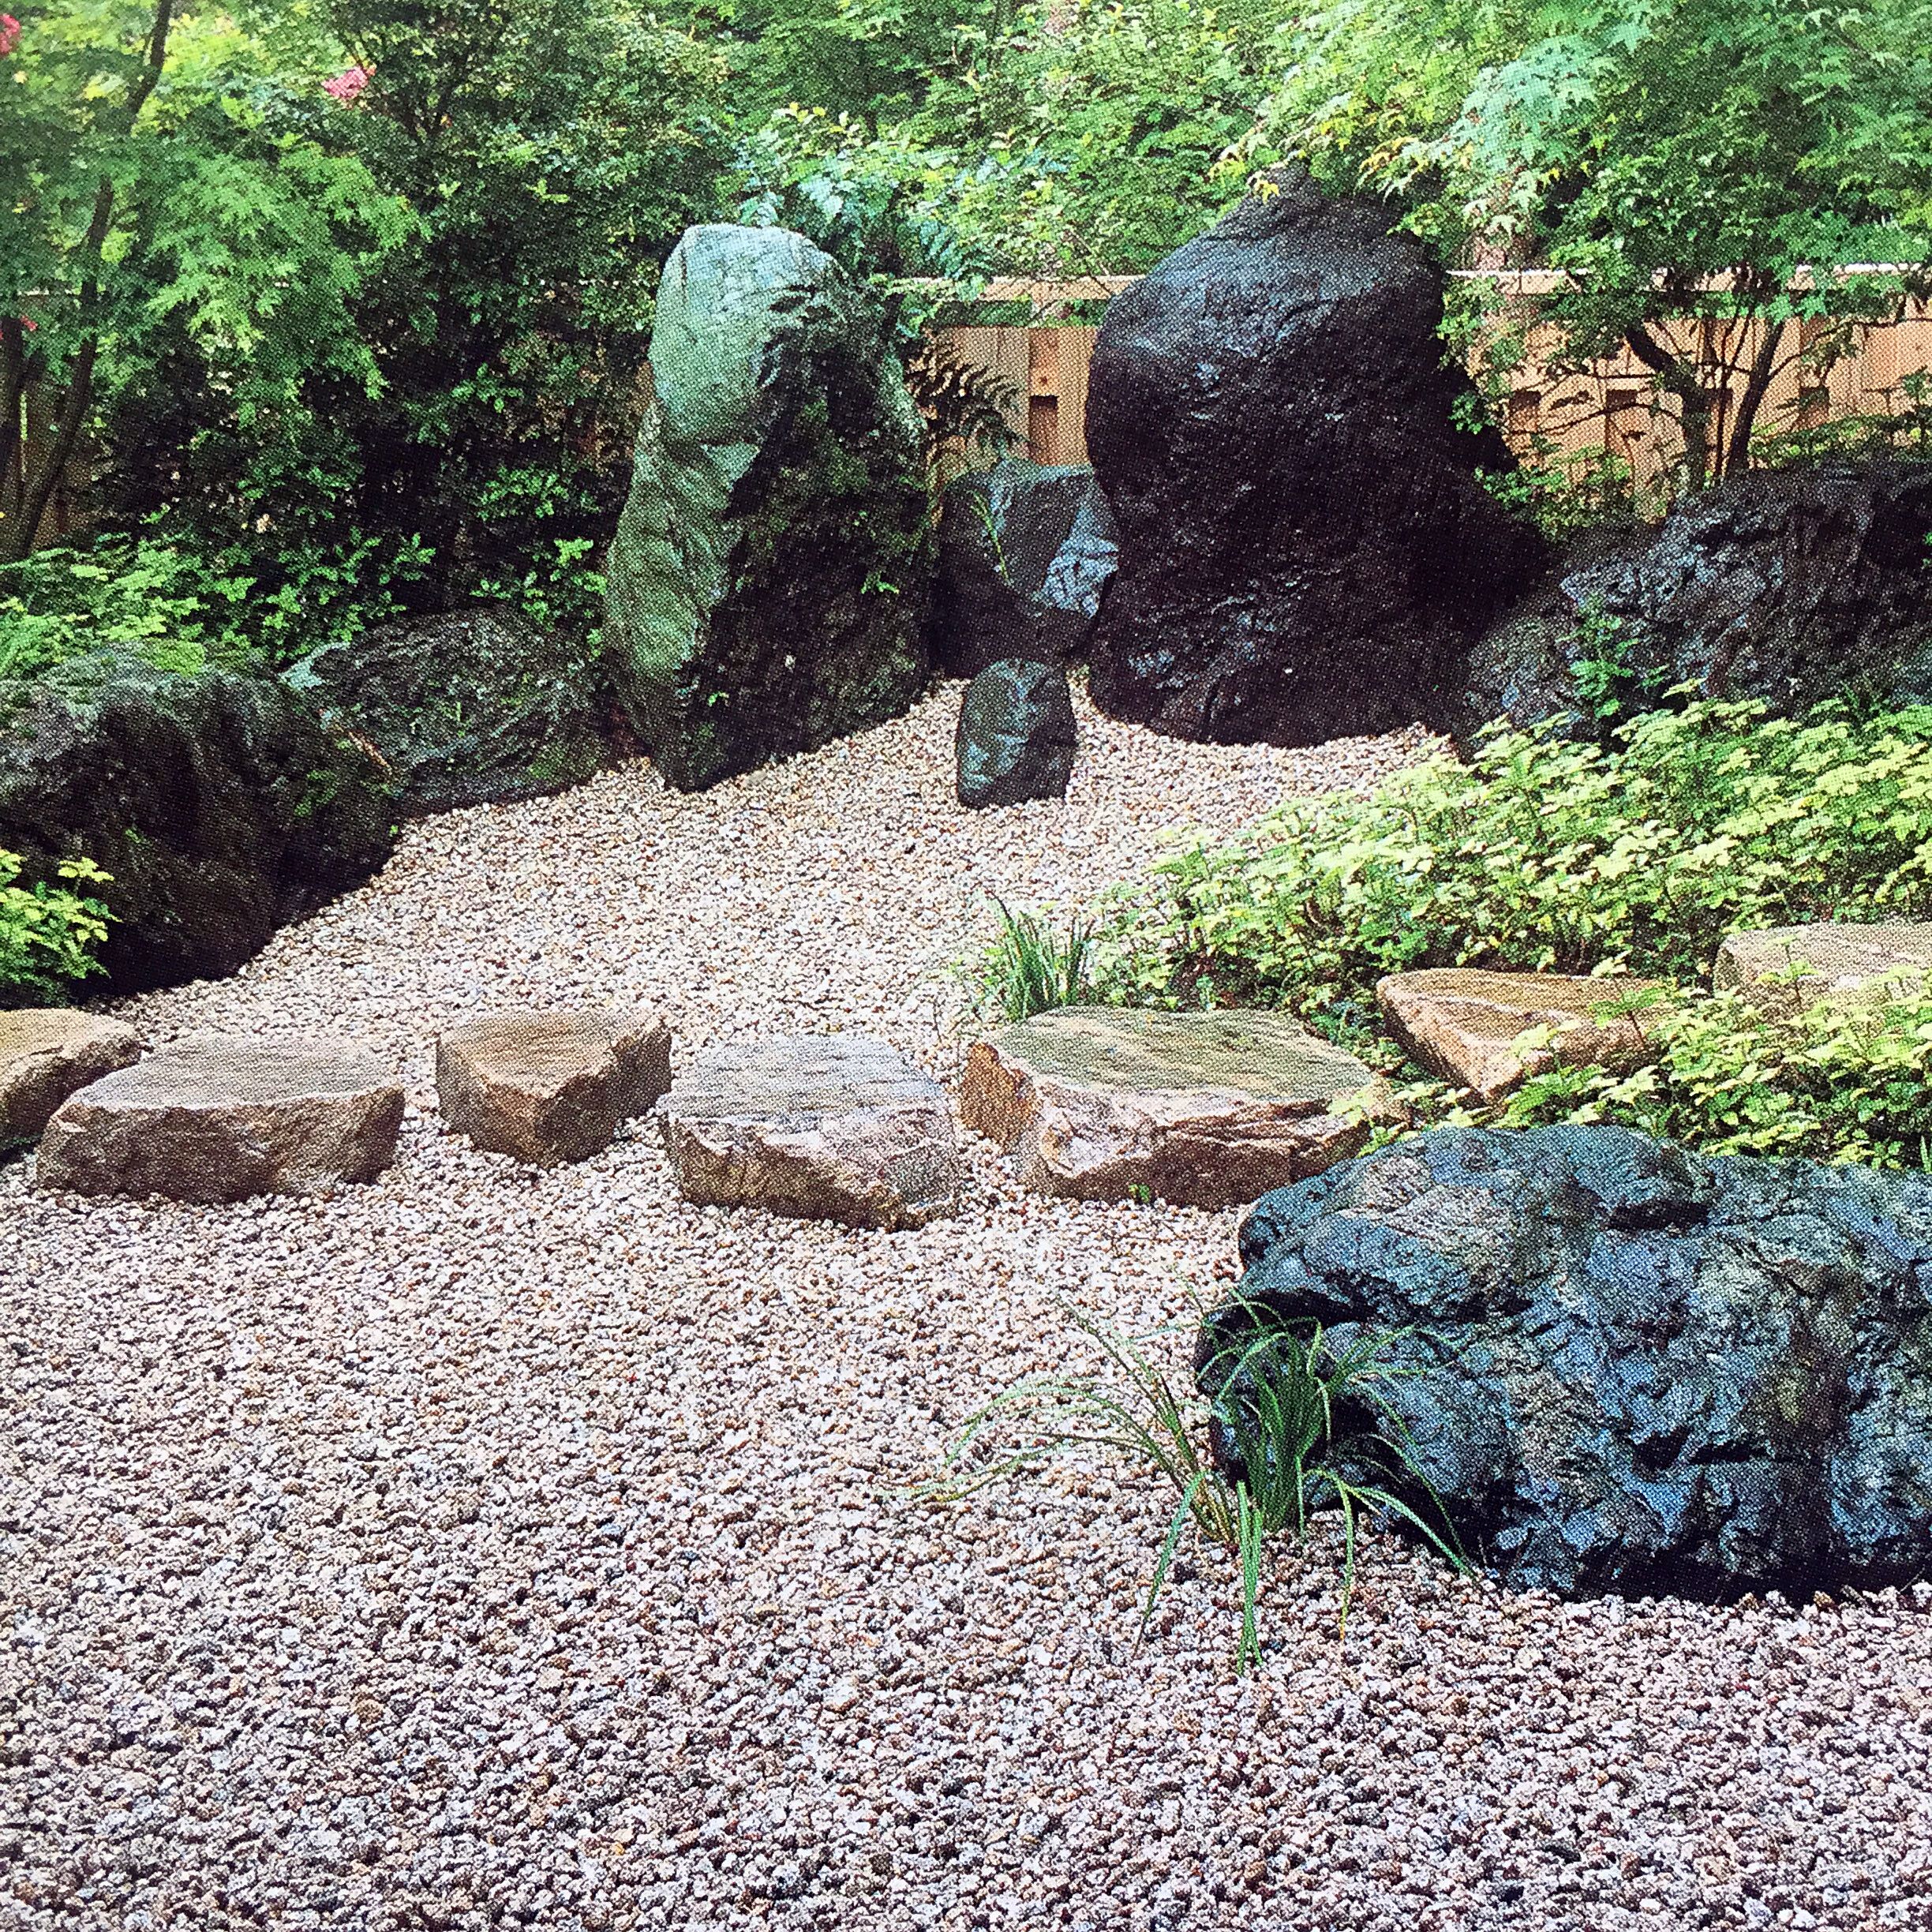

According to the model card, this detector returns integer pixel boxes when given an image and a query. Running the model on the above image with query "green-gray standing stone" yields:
[602,224,934,792]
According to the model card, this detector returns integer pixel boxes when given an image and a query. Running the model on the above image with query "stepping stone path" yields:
[1715,921,1932,1009]
[1377,967,1669,1103]
[36,1035,404,1202]
[437,1009,672,1166]
[0,1009,142,1144]
[657,1034,961,1230]
[959,1007,1382,1209]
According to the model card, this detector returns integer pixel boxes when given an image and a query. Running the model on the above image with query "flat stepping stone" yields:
[436,1008,672,1166]
[1,1009,143,1146]
[658,1034,961,1230]
[36,1035,404,1202]
[1715,922,1932,1010]
[959,1007,1382,1209]
[1377,967,1670,1103]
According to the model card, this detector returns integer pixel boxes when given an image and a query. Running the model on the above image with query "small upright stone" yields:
[0,1009,143,1145]
[436,1009,672,1166]
[1377,967,1669,1103]
[36,1036,403,1201]
[956,659,1078,808]
[960,1007,1383,1209]
[657,1034,960,1230]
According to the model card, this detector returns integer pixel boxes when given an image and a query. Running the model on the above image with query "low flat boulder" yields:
[436,1009,672,1166]
[957,659,1078,808]
[1715,922,1932,1010]
[0,1009,143,1146]
[1378,968,1670,1103]
[657,1034,961,1230]
[36,1035,404,1201]
[959,1007,1383,1209]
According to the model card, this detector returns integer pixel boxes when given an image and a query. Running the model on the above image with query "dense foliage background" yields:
[3,0,1930,662]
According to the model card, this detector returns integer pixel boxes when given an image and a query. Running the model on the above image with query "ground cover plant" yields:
[931,1301,1462,1670]
[975,696,1932,1167]
[0,850,110,1002]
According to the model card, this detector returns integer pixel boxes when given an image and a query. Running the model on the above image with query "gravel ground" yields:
[6,684,1932,1932]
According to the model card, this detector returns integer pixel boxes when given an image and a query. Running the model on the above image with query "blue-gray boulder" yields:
[956,658,1077,808]
[932,462,1118,677]
[1199,1124,1932,1597]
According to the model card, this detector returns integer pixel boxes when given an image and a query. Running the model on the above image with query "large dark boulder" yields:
[1200,1124,1932,1598]
[602,223,934,792]
[931,462,1118,677]
[1084,166,1547,746]
[286,606,607,814]
[955,657,1078,807]
[0,652,393,995]
[1456,460,1932,739]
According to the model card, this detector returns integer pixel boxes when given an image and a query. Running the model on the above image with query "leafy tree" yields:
[1247,0,1932,485]
[0,2,410,563]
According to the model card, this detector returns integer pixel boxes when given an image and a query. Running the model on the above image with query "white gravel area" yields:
[6,683,1932,1932]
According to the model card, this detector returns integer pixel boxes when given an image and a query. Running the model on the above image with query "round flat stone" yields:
[959,1007,1383,1209]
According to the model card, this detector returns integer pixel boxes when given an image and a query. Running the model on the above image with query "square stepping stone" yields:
[658,1034,961,1230]
[958,1006,1383,1209]
[36,1035,404,1202]
[436,1009,672,1166]
[1376,968,1670,1103]
[1,1009,142,1146]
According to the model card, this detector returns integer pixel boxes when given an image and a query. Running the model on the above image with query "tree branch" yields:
[0,317,22,519]
[1726,312,1787,477]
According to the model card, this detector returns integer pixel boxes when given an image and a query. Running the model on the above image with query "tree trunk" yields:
[1725,311,1786,478]
[2,0,174,560]
[0,316,22,532]
[1626,320,1716,493]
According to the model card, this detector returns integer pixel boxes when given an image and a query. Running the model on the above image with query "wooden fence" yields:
[934,275,1932,485]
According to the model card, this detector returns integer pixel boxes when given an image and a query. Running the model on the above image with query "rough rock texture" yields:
[36,1036,403,1201]
[1204,1123,1932,1597]
[658,1033,960,1228]
[1715,920,1932,1010]
[436,1009,672,1166]
[960,1006,1381,1208]
[930,462,1118,677]
[1378,967,1670,1103]
[1457,460,1932,737]
[1084,165,1547,747]
[0,651,393,994]
[602,224,934,792]
[286,606,607,815]
[956,658,1079,807]
[0,1009,143,1146]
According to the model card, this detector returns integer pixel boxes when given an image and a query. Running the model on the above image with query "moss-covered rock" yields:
[0,651,394,994]
[286,606,608,815]
[602,224,934,792]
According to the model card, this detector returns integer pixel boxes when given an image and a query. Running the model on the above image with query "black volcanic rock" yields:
[1084,166,1547,745]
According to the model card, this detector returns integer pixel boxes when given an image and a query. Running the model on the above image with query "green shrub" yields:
[1104,699,1932,1019]
[1501,977,1932,1170]
[0,538,256,683]
[0,852,114,1003]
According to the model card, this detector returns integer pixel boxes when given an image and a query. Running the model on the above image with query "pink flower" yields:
[322,65,371,103]
[0,16,21,58]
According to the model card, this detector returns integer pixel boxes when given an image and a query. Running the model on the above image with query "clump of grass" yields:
[927,1301,1463,1672]
[976,896,1095,1023]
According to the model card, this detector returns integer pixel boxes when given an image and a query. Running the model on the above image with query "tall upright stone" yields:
[1084,167,1547,746]
[603,225,935,792]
